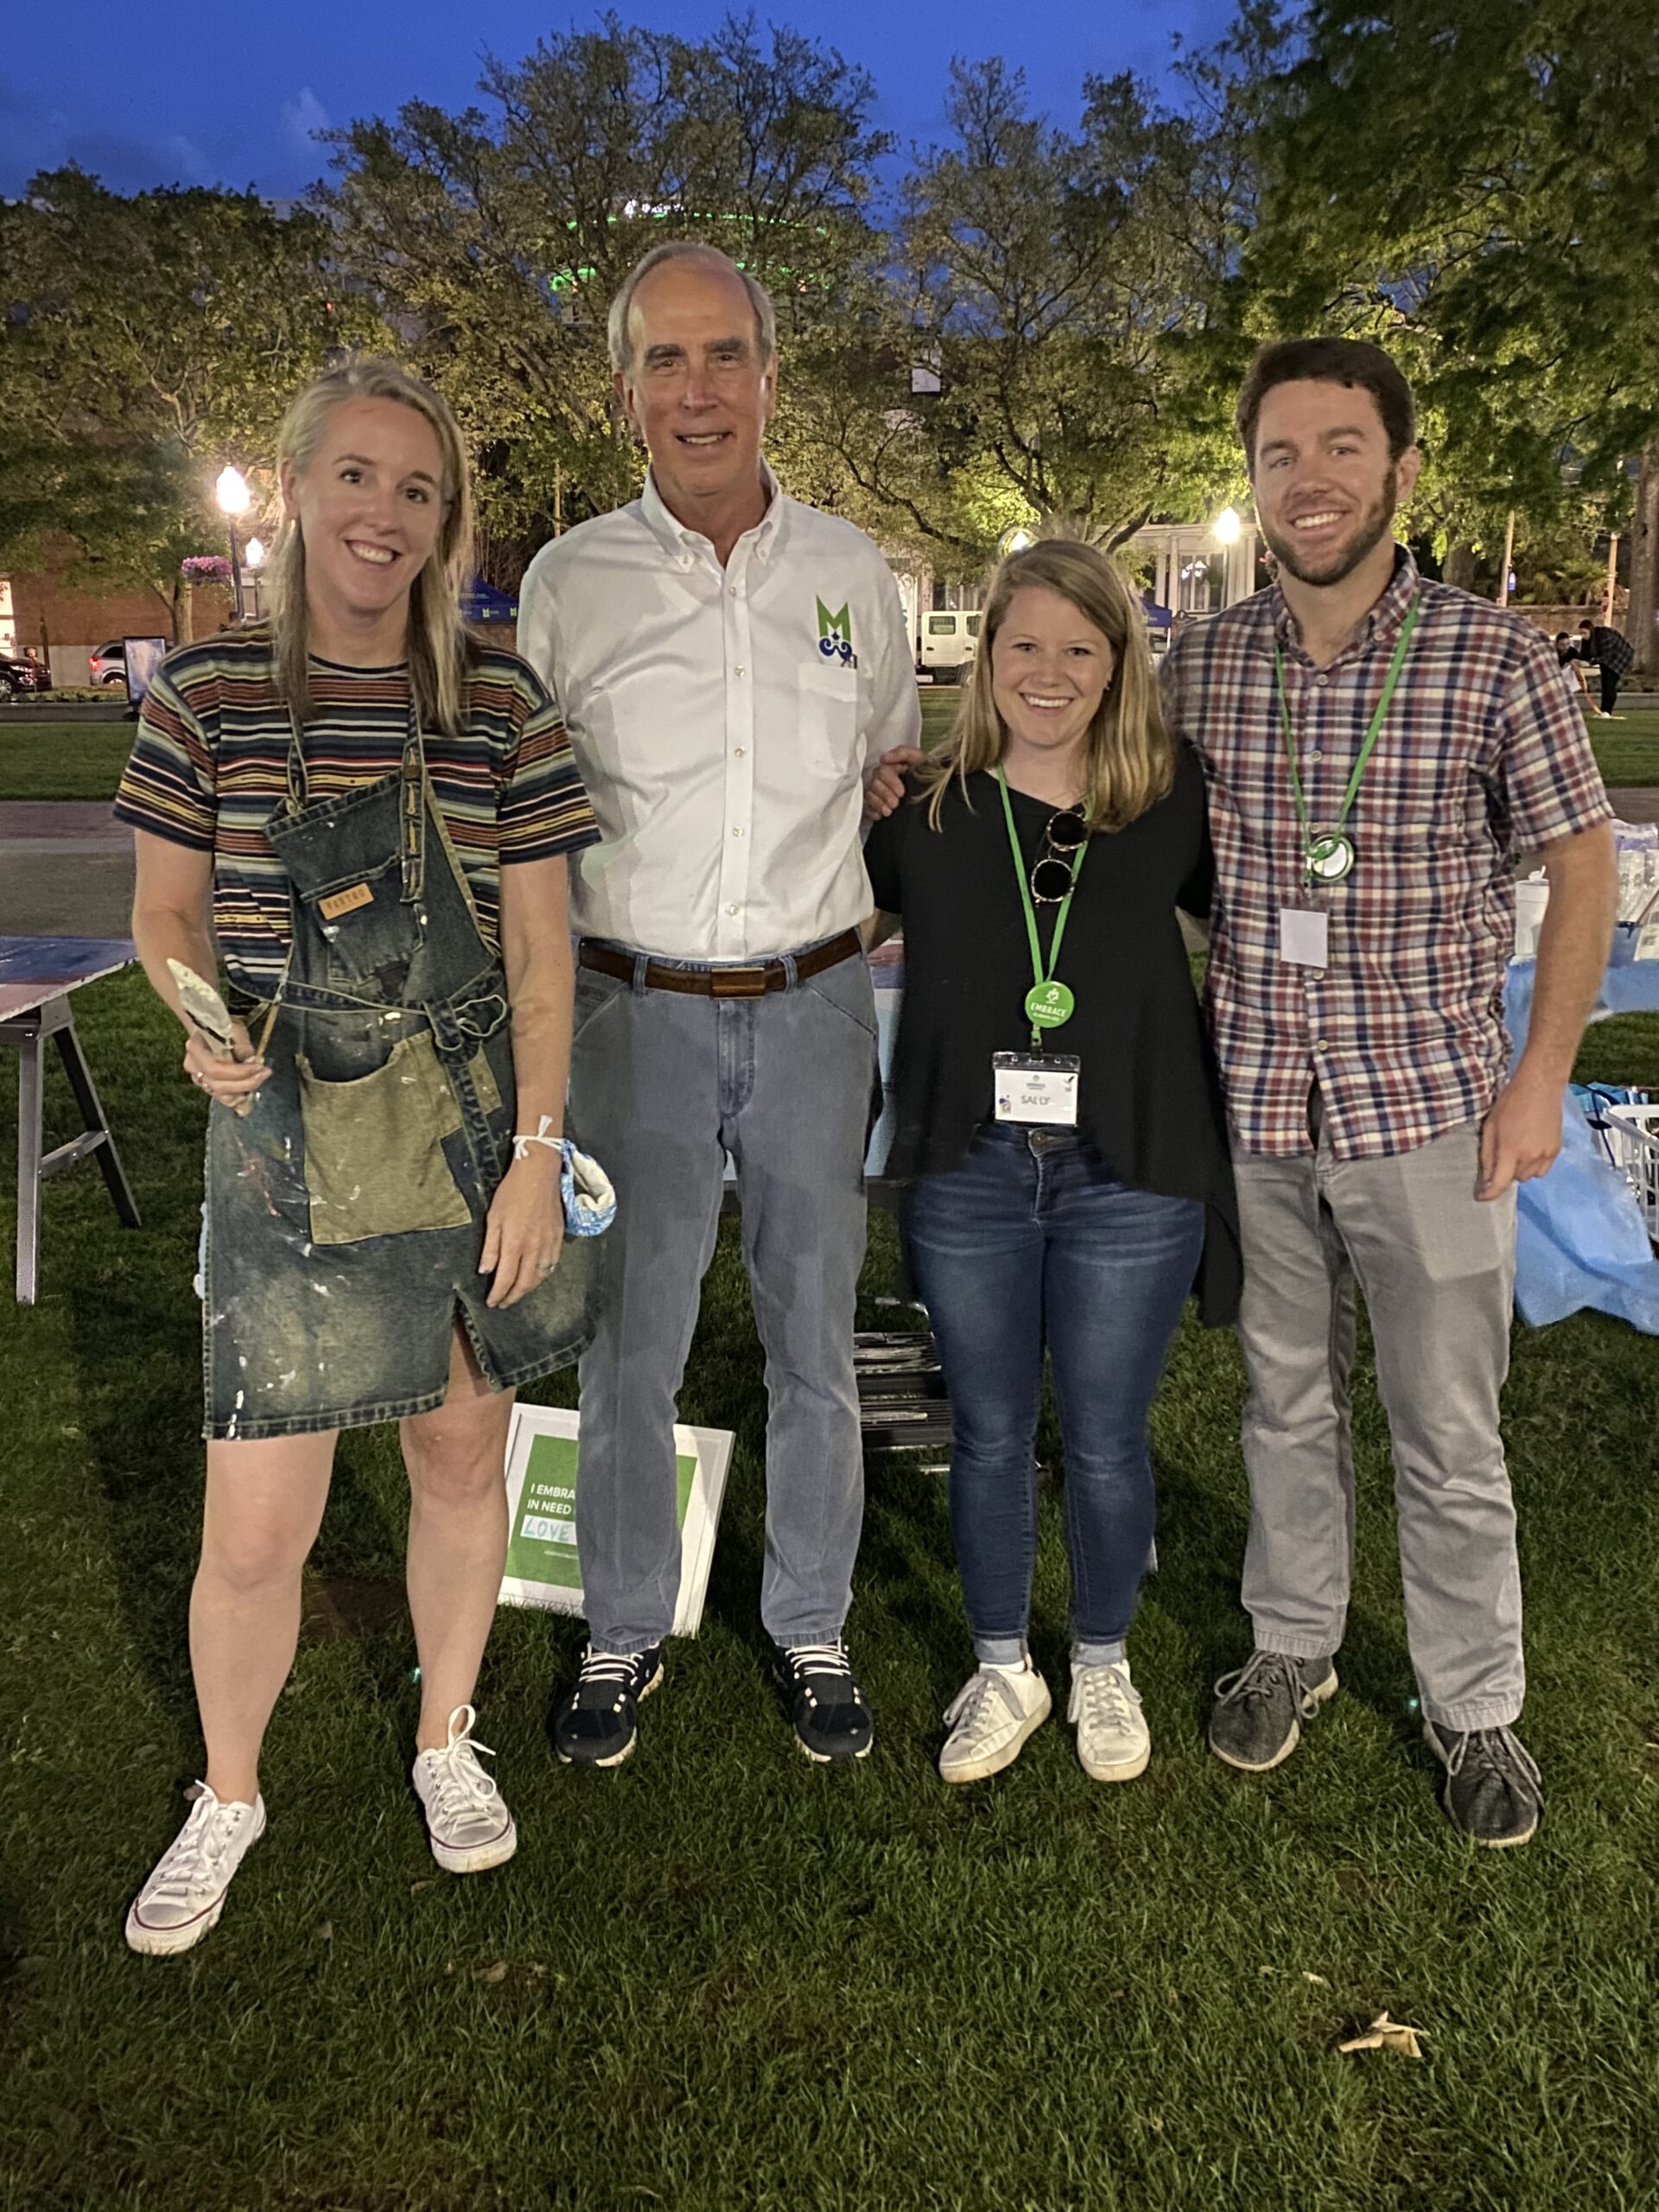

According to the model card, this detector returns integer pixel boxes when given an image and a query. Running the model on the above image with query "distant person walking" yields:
[1576,616,1634,718]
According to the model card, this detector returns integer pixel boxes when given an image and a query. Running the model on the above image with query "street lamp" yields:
[1213,505,1242,544]
[244,537,267,621]
[215,467,251,622]
[1000,525,1036,556]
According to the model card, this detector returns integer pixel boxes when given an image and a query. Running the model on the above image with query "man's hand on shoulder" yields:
[864,746,925,822]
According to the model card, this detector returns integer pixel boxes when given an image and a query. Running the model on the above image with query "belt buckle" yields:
[709,965,772,999]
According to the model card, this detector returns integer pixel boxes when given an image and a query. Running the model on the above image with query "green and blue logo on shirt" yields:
[816,598,857,669]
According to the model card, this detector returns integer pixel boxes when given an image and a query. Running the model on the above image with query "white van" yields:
[917,610,981,682]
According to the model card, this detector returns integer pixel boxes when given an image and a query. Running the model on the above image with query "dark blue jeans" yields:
[903,1124,1205,1665]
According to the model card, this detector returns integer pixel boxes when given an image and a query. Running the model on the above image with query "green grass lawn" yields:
[0,719,137,801]
[3,698,1656,803]
[3,969,1658,2208]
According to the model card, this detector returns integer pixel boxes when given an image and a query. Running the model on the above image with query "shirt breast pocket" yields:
[797,662,861,781]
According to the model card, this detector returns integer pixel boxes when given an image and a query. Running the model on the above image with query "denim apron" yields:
[201,704,597,1440]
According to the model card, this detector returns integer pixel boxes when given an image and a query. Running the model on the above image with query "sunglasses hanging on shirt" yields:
[1030,806,1090,903]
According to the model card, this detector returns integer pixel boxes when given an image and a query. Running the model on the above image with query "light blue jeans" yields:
[568,940,877,1652]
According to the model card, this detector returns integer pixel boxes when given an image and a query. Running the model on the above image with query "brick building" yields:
[0,545,232,686]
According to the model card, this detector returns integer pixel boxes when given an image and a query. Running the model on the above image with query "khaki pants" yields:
[1231,1113,1522,1732]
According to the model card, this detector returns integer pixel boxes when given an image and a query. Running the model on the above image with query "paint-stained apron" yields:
[201,707,597,1440]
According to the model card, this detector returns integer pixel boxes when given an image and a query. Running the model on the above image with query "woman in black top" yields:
[863,539,1237,1789]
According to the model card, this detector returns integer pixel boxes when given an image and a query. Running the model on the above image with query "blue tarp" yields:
[1506,958,1659,1333]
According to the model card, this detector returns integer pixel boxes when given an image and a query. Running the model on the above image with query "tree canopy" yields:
[4,3,1656,645]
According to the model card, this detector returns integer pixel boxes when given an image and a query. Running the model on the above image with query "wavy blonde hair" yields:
[917,539,1174,831]
[264,358,475,734]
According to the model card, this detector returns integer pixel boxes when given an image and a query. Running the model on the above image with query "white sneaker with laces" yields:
[938,1662,1052,1784]
[125,1782,266,1955]
[1069,1657,1151,1782]
[412,1705,518,1873]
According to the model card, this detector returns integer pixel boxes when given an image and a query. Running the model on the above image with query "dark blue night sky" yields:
[7,1,1239,200]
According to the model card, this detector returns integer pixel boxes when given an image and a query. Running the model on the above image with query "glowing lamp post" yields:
[243,537,267,621]
[1213,505,1242,544]
[215,467,251,621]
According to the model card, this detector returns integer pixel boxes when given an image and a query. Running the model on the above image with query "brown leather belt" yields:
[579,928,862,999]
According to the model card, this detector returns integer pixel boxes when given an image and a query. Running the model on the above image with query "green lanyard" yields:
[1274,599,1419,885]
[996,766,1087,1049]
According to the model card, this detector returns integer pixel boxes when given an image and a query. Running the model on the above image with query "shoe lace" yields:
[943,1668,1019,1737]
[575,1649,649,1700]
[1443,1724,1541,1792]
[1072,1663,1141,1733]
[425,1707,499,1815]
[785,1642,854,1684]
[1213,1649,1318,1715]
[144,1786,251,1906]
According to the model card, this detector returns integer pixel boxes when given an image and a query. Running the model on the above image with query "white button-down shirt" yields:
[516,468,921,961]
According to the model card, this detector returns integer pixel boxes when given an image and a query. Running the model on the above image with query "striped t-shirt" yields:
[114,631,599,994]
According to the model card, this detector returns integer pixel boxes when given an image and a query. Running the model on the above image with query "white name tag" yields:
[993,1052,1080,1126]
[1279,907,1329,969]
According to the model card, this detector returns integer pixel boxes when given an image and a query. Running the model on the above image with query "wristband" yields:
[511,1116,616,1237]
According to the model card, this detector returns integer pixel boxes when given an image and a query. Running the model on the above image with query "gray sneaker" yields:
[1423,1720,1542,1847]
[1208,1649,1338,1772]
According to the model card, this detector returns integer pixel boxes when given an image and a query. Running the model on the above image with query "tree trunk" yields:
[1627,442,1659,678]
[1443,541,1479,592]
[172,574,192,646]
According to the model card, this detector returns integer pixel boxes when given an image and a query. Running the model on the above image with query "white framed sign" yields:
[498,1404,733,1637]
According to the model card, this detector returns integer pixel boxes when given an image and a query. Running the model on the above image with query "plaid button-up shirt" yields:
[1162,549,1611,1160]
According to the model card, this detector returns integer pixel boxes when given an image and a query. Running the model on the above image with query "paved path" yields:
[0,802,134,938]
[3,793,1658,944]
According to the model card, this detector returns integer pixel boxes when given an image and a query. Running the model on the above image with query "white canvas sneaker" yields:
[938,1662,1052,1784]
[125,1782,266,1955]
[1069,1657,1151,1782]
[412,1706,518,1873]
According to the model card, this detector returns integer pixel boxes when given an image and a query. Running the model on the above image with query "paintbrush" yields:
[167,957,256,1118]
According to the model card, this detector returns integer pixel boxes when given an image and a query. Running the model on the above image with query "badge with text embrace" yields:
[816,598,857,669]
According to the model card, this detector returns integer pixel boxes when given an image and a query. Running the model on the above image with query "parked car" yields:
[87,639,128,688]
[0,652,50,697]
[917,610,981,683]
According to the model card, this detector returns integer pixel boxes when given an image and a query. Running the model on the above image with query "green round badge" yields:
[1025,981,1075,1029]
[1306,831,1356,883]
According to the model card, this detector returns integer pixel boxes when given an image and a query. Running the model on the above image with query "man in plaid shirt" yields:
[1163,337,1616,1847]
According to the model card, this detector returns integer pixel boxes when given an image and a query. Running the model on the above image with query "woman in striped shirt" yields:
[114,359,601,1953]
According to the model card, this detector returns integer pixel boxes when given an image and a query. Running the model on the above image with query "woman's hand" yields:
[183,1019,269,1111]
[481,1152,566,1307]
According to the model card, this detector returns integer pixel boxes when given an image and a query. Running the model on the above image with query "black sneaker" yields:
[1424,1720,1542,1847]
[1208,1649,1338,1772]
[777,1642,874,1763]
[554,1644,663,1768]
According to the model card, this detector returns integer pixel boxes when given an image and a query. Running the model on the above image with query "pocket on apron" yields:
[297,1028,473,1244]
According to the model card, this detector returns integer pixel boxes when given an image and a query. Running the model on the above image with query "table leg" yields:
[54,1011,140,1228]
[16,1028,41,1305]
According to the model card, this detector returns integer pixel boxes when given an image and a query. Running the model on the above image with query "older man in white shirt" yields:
[518,241,920,1767]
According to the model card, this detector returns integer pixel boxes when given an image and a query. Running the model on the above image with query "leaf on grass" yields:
[1303,1973,1330,1986]
[410,1878,436,1894]
[1338,2012,1427,2059]
[475,1961,510,1985]
[317,1922,334,1943]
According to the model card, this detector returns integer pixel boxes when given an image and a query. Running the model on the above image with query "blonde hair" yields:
[917,539,1174,833]
[264,358,475,734]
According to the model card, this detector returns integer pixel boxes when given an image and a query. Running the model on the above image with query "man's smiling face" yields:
[1250,378,1420,588]
[615,256,776,527]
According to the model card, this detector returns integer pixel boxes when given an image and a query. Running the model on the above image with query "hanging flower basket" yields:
[181,556,232,582]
